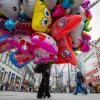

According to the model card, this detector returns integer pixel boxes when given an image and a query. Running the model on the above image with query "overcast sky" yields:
[90,0,100,40]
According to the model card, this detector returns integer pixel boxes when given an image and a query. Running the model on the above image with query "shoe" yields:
[45,94,51,98]
[73,93,77,95]
[85,92,87,95]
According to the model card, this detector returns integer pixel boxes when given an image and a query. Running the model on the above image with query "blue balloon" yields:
[4,19,16,31]
[0,34,10,42]
[9,50,30,68]
[62,0,72,8]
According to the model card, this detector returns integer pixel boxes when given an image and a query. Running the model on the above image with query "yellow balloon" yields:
[32,0,52,33]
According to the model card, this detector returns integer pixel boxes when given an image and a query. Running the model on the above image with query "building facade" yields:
[0,51,36,92]
[0,51,25,91]
[77,37,100,92]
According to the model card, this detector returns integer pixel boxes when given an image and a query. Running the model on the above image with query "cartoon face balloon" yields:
[43,0,57,10]
[0,0,20,19]
[23,0,36,18]
[32,0,52,33]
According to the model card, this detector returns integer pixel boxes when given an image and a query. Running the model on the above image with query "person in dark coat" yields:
[5,82,9,91]
[74,70,87,95]
[88,82,93,93]
[34,63,51,99]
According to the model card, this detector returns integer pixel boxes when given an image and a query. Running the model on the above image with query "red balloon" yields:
[51,15,82,40]
[55,36,78,66]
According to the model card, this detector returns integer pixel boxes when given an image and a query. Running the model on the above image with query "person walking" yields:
[5,82,9,91]
[34,63,51,99]
[88,82,93,93]
[74,70,87,95]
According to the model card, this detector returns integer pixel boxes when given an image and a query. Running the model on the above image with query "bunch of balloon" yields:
[0,0,99,68]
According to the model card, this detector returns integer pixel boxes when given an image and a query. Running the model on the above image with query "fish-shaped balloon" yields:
[31,32,58,55]
[51,15,82,40]
[32,0,52,33]
[33,47,57,64]
[23,0,36,18]
[0,0,20,19]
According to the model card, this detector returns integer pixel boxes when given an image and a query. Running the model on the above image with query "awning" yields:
[85,68,98,77]
[87,75,100,82]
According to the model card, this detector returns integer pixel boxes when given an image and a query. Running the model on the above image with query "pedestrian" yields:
[34,63,51,99]
[88,82,93,93]
[74,69,87,95]
[0,81,4,91]
[5,82,9,91]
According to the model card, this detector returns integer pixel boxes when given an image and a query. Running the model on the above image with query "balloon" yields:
[33,47,57,64]
[70,21,84,48]
[52,4,66,19]
[70,6,86,21]
[72,0,83,8]
[8,34,35,54]
[55,36,78,66]
[0,0,20,19]
[43,0,57,10]
[32,0,52,33]
[62,0,72,8]
[23,0,36,18]
[31,32,58,55]
[9,50,34,68]
[0,40,14,53]
[3,19,34,35]
[0,29,10,42]
[62,0,83,9]
[79,32,91,52]
[82,0,90,8]
[5,19,16,31]
[51,15,82,40]
[84,20,92,32]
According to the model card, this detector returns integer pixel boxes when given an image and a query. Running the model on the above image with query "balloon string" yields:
[87,0,100,10]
